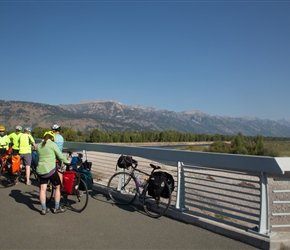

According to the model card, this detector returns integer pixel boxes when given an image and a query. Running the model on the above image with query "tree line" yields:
[21,127,288,157]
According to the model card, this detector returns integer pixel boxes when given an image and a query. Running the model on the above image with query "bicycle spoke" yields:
[0,166,17,188]
[107,172,137,205]
[143,182,171,218]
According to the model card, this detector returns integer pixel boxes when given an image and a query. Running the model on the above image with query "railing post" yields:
[248,171,275,237]
[173,161,188,211]
[117,168,125,191]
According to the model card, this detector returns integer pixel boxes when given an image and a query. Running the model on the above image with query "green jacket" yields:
[36,139,70,175]
[0,135,10,150]
[19,133,35,154]
[8,132,22,150]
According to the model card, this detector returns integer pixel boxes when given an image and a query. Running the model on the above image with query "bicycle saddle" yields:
[149,164,161,170]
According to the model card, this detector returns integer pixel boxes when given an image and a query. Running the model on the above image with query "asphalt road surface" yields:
[0,178,258,249]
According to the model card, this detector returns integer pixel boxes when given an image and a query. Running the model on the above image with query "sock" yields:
[41,203,46,210]
[55,201,60,210]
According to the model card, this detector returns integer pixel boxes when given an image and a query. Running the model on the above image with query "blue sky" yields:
[1,0,289,121]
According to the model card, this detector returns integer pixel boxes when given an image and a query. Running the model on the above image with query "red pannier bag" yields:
[62,171,80,194]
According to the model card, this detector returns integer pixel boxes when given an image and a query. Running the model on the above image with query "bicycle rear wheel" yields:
[107,172,137,205]
[143,182,172,218]
[65,178,88,213]
[0,165,17,187]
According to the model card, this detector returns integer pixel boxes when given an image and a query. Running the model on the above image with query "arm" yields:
[52,142,70,164]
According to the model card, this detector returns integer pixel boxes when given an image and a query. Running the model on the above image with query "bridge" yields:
[2,141,290,249]
[0,177,258,249]
[64,141,290,249]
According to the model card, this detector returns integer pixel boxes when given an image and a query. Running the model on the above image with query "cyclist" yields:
[0,126,11,156]
[36,131,70,215]
[8,125,23,155]
[51,124,64,152]
[19,127,36,185]
[51,124,65,182]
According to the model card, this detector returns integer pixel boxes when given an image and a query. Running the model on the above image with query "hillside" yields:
[1,99,290,137]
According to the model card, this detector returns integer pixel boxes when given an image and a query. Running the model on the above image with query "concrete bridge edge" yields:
[92,184,290,250]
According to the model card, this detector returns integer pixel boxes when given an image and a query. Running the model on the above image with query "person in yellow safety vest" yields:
[0,126,11,156]
[8,125,23,155]
[19,127,36,185]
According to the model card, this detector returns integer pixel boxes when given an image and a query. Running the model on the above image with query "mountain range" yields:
[1,99,290,137]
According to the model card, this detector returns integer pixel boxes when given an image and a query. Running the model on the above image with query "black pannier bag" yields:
[148,171,175,198]
[116,155,137,170]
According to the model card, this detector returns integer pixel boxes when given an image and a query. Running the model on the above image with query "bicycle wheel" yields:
[107,172,137,205]
[143,182,172,218]
[46,180,54,204]
[19,166,26,183]
[31,165,39,182]
[65,178,88,213]
[0,165,17,188]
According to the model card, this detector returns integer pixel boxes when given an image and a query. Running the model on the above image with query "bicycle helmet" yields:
[51,124,61,131]
[44,131,56,141]
[15,125,22,131]
[24,127,32,132]
[0,126,5,131]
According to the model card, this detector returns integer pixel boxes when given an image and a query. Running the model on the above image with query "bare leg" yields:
[26,165,31,184]
[39,183,48,204]
[54,185,61,203]
[58,171,63,185]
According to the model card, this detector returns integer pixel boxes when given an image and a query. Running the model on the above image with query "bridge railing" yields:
[63,141,290,237]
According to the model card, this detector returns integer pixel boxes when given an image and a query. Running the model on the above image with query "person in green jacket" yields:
[37,131,70,215]
[8,125,23,155]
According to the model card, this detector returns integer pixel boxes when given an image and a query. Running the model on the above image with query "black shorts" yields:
[39,170,61,186]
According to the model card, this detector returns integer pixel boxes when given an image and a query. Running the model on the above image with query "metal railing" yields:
[63,141,290,237]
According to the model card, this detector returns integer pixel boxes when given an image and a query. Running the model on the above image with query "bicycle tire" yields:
[0,165,17,188]
[143,181,172,218]
[31,165,39,182]
[46,180,54,204]
[65,178,88,213]
[107,172,138,205]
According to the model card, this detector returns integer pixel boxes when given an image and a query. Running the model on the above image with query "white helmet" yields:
[15,125,22,131]
[51,124,61,131]
[24,127,32,132]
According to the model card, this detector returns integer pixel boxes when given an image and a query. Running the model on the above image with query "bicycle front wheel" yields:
[65,178,89,213]
[0,166,17,188]
[107,172,137,205]
[143,182,172,218]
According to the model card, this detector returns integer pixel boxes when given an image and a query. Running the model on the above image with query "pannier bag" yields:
[148,171,175,198]
[81,160,92,171]
[71,154,92,171]
[79,169,94,190]
[11,154,21,174]
[116,155,137,170]
[62,171,81,194]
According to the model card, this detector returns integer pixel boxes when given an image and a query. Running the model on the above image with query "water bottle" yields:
[142,177,149,187]
[135,175,142,187]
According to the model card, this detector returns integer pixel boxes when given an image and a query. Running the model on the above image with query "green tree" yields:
[231,132,248,155]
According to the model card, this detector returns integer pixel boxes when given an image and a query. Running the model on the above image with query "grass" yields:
[264,141,290,157]
[177,141,290,157]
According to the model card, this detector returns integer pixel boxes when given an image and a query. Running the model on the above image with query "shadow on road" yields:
[9,188,40,213]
